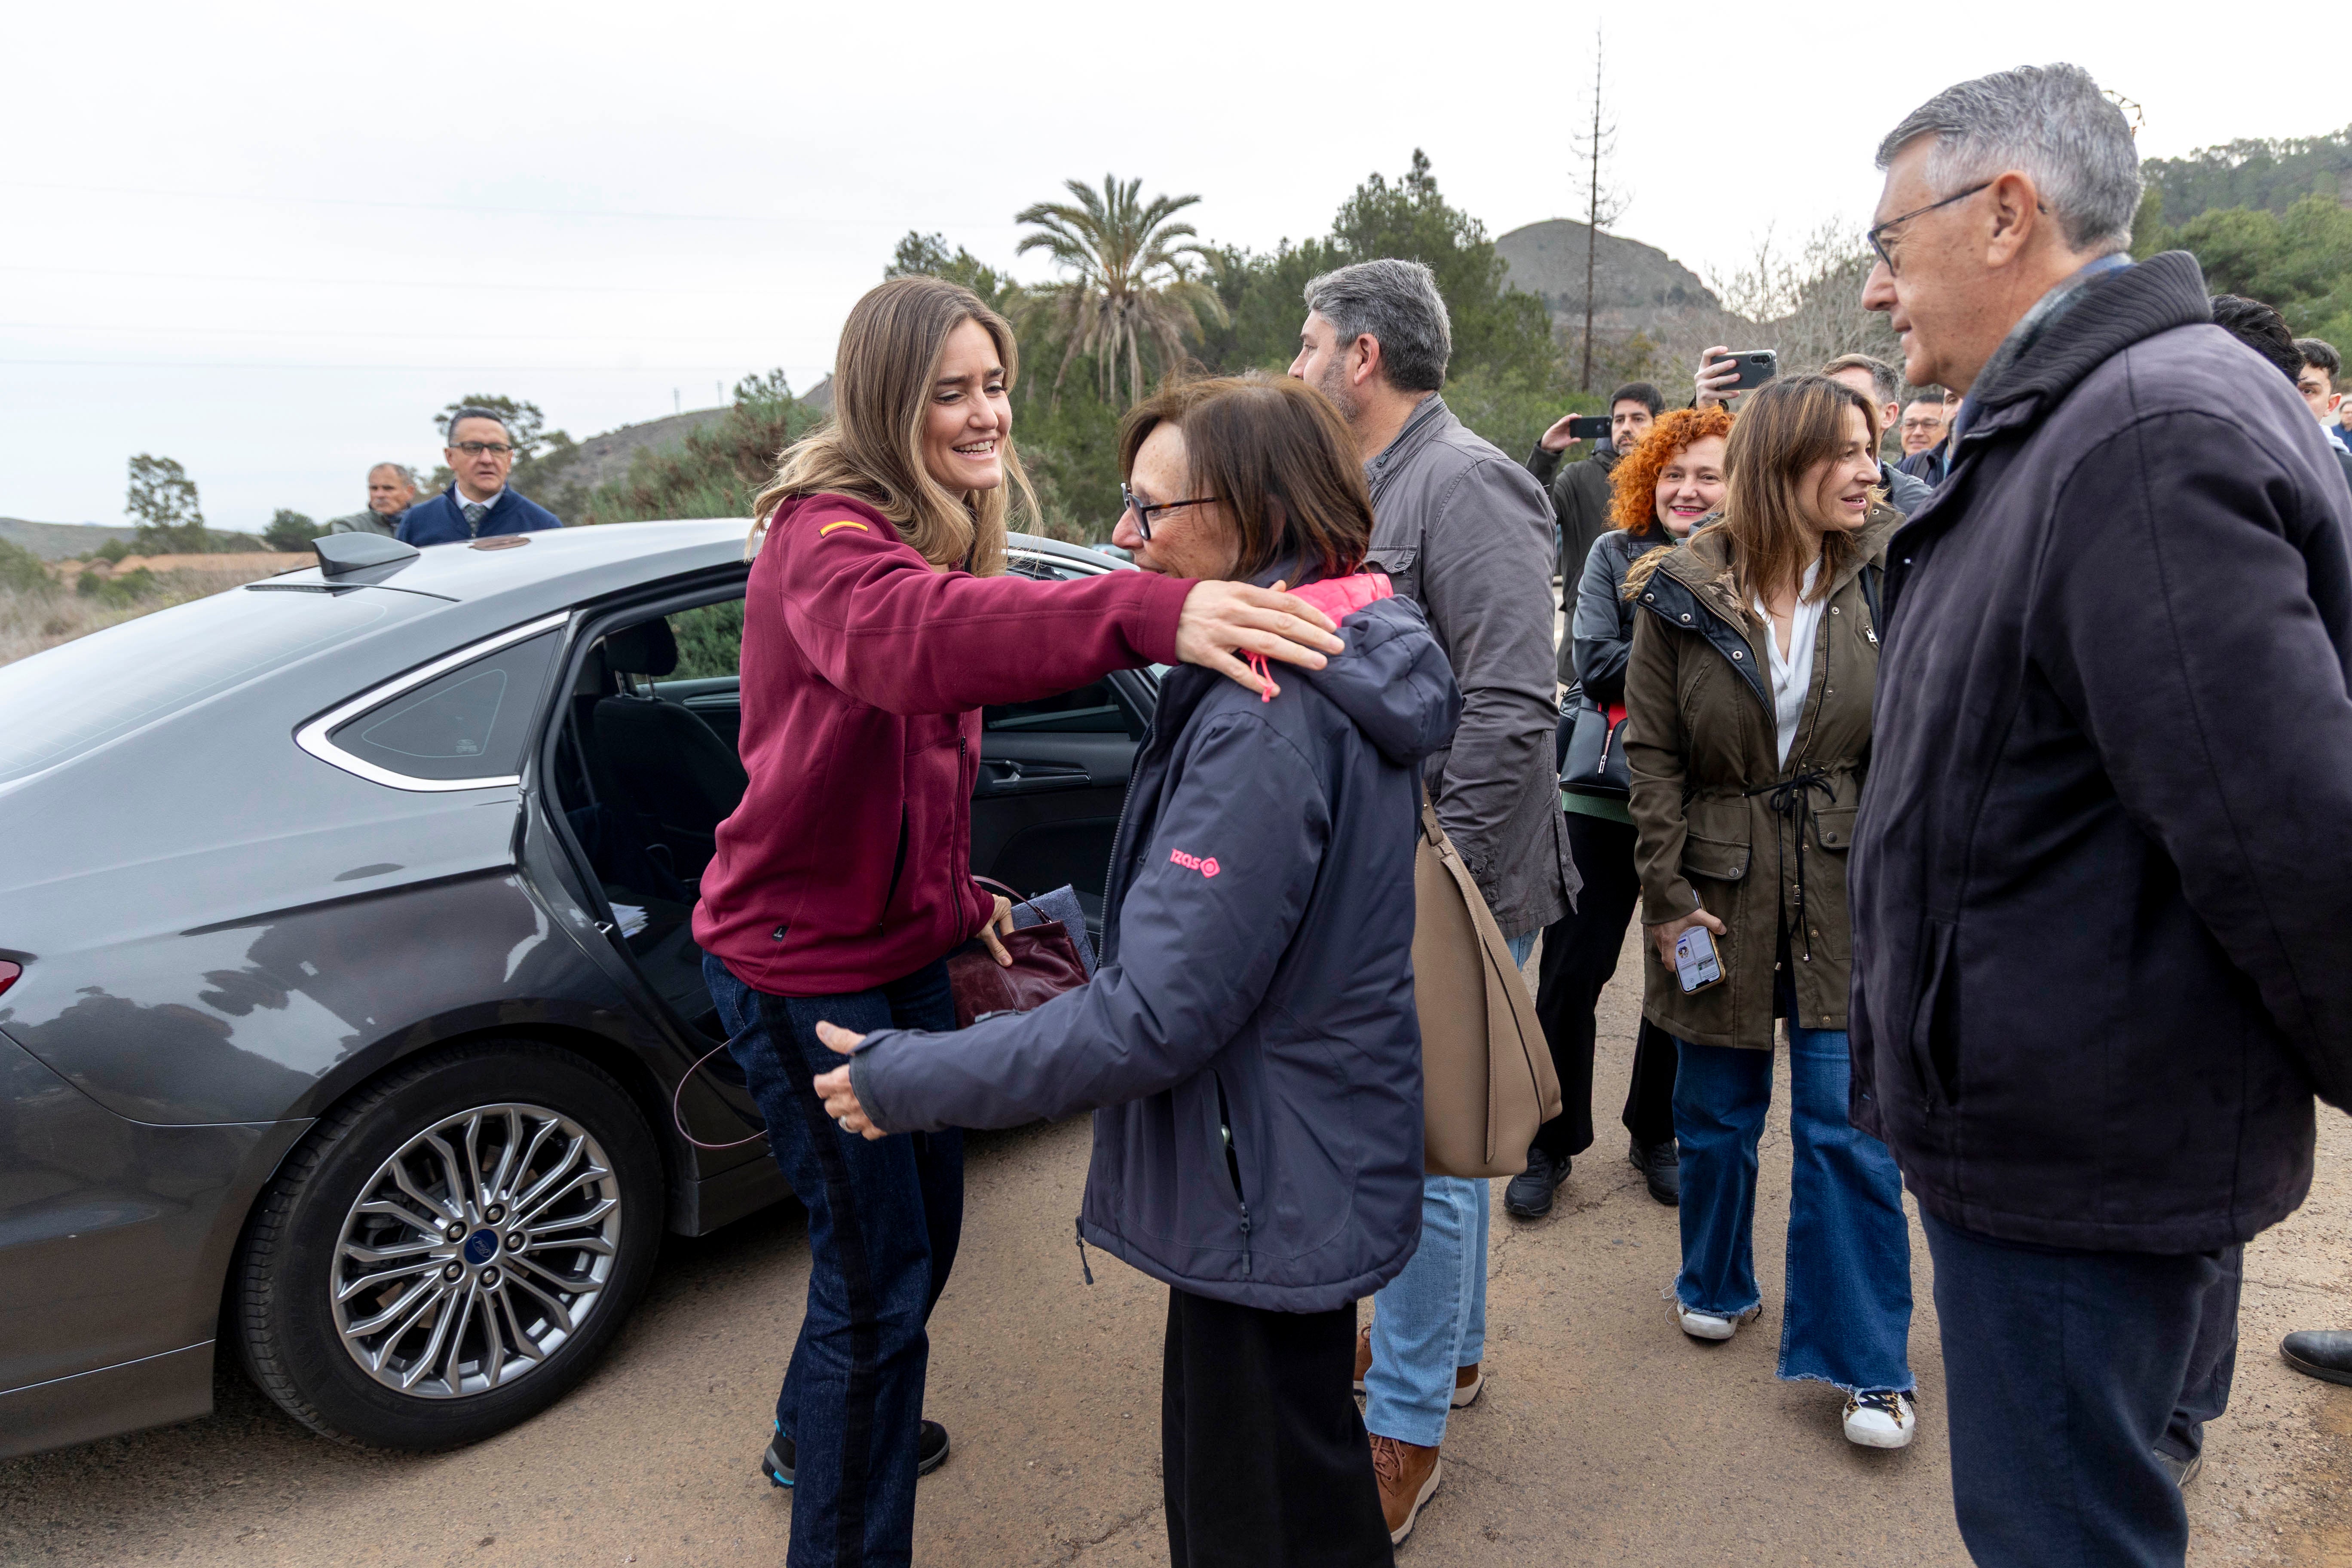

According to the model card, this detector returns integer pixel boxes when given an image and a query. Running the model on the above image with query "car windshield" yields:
[0,587,413,787]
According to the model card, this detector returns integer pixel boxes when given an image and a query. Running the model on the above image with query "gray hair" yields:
[368,462,417,487]
[1875,63,2142,254]
[443,405,511,444]
[1820,352,1903,410]
[1302,259,1452,393]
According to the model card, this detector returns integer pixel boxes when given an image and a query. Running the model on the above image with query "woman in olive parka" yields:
[1620,374,1917,1450]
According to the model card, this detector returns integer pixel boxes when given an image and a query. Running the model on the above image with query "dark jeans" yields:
[1532,810,1679,1158]
[1922,1211,2237,1568]
[704,953,964,1568]
[1162,1288,1393,1568]
[2164,1245,2243,1462]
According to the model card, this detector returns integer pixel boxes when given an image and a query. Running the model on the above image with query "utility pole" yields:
[1574,28,1626,394]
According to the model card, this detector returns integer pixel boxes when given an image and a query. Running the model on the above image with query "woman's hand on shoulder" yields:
[1174,581,1345,699]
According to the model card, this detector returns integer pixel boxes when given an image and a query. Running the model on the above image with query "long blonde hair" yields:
[749,276,1036,575]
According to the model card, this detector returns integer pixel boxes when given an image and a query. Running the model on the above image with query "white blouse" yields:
[1754,559,1825,768]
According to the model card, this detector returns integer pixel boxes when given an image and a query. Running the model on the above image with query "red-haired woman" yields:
[1517,406,1733,1219]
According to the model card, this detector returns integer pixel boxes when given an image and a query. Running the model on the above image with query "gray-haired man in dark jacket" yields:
[1853,64,2352,1567]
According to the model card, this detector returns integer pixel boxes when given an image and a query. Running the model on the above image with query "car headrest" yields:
[602,618,678,677]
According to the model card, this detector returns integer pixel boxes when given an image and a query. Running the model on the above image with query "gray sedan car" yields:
[0,522,1158,1456]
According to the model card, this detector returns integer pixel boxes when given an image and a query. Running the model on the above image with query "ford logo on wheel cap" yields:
[462,1228,499,1265]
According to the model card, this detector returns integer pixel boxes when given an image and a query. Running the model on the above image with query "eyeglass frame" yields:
[1119,483,1213,542]
[1865,181,1994,276]
[448,440,518,458]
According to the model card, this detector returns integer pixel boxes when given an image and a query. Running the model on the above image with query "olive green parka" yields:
[1621,507,1902,1047]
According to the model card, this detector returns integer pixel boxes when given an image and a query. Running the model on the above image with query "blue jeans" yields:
[1923,1211,2232,1568]
[1671,1023,1914,1394]
[1362,930,1533,1448]
[704,953,964,1568]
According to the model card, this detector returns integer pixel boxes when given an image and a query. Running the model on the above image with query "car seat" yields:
[591,618,748,876]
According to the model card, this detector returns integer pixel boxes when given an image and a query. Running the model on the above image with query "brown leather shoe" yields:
[1354,1322,1372,1394]
[1452,1361,1483,1409]
[1369,1433,1442,1545]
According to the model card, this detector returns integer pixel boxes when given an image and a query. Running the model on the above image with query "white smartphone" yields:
[1675,926,1725,993]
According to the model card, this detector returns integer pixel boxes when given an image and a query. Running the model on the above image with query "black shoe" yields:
[761,1419,951,1488]
[1629,1137,1679,1206]
[2282,1329,2352,1387]
[1504,1147,1568,1217]
[2155,1449,2203,1488]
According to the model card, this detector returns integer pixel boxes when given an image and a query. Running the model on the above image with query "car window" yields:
[666,599,743,680]
[0,588,406,787]
[327,631,560,781]
[984,680,1139,736]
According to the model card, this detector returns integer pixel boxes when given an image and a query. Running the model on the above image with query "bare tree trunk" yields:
[1578,37,1606,394]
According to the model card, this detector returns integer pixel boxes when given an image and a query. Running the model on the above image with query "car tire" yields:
[230,1040,662,1450]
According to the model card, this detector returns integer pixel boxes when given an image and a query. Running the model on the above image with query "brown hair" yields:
[1718,374,1881,609]
[1608,405,1735,534]
[750,276,1036,576]
[1118,374,1372,580]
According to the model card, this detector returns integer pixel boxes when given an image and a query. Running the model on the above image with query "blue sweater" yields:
[397,487,563,546]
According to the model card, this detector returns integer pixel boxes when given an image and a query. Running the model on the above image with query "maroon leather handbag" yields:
[946,878,1090,1028]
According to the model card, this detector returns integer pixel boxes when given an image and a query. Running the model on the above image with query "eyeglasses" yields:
[451,441,517,458]
[1899,416,1946,432]
[1865,182,1992,276]
[1120,484,1213,542]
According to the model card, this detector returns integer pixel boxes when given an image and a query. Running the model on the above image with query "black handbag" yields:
[1560,693,1632,799]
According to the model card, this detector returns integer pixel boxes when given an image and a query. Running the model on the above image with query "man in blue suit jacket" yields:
[398,405,565,545]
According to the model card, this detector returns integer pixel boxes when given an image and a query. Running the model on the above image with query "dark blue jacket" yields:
[850,574,1462,1311]
[1851,251,2352,1254]
[396,487,563,546]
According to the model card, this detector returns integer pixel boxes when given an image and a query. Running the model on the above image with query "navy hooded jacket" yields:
[849,572,1461,1311]
[396,487,563,545]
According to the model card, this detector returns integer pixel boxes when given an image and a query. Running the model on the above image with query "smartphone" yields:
[1708,349,1779,392]
[1674,926,1725,993]
[1567,414,1613,441]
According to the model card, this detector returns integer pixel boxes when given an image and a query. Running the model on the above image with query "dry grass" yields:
[0,560,301,667]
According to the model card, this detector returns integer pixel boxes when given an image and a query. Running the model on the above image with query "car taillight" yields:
[0,962,18,998]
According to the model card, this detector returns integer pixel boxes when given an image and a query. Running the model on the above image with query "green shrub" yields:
[77,566,159,606]
[0,538,52,595]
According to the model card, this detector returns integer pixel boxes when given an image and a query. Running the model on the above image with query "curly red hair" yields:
[1608,406,1735,534]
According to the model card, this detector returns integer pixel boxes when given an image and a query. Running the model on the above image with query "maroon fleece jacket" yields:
[693,493,1191,996]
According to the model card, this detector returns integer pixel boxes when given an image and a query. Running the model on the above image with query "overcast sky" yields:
[3,1,2332,528]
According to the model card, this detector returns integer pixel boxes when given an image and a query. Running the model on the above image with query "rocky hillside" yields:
[1495,219,1749,342]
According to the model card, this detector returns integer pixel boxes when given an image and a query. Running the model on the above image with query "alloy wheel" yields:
[331,1102,623,1399]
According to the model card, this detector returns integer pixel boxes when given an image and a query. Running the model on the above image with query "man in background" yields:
[1524,381,1663,600]
[2295,337,2347,453]
[398,407,564,545]
[1895,392,1956,486]
[327,462,417,536]
[1292,257,1574,1546]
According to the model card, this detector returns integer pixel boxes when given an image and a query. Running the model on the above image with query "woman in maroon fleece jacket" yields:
[693,276,1340,1564]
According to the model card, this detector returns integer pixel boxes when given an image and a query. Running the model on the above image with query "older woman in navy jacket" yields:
[816,375,1459,1568]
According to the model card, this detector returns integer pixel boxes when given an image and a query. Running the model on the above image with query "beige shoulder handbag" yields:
[1413,796,1563,1178]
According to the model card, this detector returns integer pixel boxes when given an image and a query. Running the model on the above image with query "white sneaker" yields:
[1843,1389,1918,1449]
[1677,1306,1741,1341]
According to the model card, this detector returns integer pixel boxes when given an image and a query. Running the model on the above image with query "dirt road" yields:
[4,934,2346,1567]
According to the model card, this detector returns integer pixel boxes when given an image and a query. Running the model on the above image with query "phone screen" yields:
[1675,926,1724,992]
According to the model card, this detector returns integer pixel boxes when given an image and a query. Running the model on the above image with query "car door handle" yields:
[973,760,1094,798]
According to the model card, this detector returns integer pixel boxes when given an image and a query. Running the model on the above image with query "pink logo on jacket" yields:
[1170,849,1221,877]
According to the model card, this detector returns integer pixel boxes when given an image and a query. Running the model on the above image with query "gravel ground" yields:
[3,931,2346,1567]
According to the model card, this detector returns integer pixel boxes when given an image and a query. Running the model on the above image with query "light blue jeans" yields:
[1364,929,1534,1448]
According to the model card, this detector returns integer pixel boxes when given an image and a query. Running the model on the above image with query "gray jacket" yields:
[1879,461,1933,517]
[326,510,400,537]
[1365,396,1577,935]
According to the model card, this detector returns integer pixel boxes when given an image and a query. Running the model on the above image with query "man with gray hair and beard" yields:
[325,462,418,536]
[1850,63,2352,1565]
[1289,258,1575,1545]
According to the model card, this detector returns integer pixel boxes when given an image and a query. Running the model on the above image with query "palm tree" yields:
[1017,176,1228,407]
